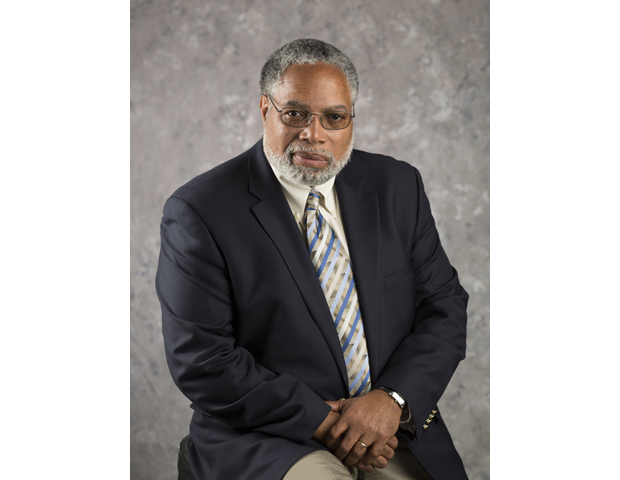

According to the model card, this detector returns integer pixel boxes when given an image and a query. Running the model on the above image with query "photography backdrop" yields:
[131,1,489,478]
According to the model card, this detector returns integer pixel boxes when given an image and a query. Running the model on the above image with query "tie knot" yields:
[305,188,322,211]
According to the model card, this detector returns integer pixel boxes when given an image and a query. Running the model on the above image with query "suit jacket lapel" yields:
[335,164,381,384]
[248,142,349,389]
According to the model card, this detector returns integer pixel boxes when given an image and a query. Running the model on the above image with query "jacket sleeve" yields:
[155,195,331,443]
[373,166,469,439]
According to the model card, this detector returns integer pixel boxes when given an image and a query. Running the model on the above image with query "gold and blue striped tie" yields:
[304,188,371,397]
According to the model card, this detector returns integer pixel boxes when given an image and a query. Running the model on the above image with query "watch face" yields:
[376,386,405,408]
[390,392,405,407]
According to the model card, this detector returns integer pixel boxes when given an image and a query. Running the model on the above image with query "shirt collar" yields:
[267,161,338,218]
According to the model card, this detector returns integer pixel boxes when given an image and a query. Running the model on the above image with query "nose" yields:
[299,114,328,144]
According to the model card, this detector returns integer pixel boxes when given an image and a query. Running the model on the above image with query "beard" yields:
[263,129,354,187]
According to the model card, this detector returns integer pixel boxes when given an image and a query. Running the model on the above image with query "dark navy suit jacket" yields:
[156,140,469,479]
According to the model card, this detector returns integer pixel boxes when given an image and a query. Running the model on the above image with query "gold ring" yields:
[356,441,368,449]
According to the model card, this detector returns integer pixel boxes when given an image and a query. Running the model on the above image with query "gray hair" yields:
[260,38,358,103]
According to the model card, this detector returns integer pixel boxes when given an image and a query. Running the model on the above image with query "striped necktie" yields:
[304,188,371,397]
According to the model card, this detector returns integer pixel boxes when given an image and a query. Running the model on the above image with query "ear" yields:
[260,95,270,125]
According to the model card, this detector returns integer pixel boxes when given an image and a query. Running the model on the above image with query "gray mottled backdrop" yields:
[131,0,489,479]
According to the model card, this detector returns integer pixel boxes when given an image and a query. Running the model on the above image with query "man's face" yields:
[261,63,354,186]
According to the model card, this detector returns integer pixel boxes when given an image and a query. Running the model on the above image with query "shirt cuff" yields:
[399,404,415,433]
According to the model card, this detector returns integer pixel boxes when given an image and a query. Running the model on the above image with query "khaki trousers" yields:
[283,442,433,480]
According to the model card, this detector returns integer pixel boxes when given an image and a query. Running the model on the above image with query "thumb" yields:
[325,398,345,412]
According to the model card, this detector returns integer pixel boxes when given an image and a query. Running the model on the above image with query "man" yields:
[156,39,469,480]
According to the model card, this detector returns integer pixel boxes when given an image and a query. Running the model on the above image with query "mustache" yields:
[284,143,335,162]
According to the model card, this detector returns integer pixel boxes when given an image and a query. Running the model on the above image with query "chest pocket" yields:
[383,261,415,292]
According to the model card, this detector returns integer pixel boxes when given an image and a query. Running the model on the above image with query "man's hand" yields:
[312,401,398,472]
[323,390,402,471]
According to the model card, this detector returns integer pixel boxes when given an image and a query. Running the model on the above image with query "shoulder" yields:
[163,138,272,227]
[172,149,251,206]
[160,144,260,230]
[345,149,423,193]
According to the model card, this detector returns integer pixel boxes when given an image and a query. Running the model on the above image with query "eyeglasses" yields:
[267,96,354,130]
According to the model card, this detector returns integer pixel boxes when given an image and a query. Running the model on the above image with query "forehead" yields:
[275,63,352,108]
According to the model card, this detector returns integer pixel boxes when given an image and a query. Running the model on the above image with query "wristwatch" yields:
[374,386,413,427]
[374,386,407,410]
